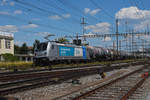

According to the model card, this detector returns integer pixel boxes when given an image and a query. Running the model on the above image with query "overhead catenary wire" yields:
[37,0,80,24]
[88,0,115,33]
[13,0,80,25]
[0,29,39,34]
[13,0,60,16]
[132,0,149,32]
[129,0,146,22]
[0,13,73,33]
[89,0,114,19]
[116,0,147,33]
[12,0,112,34]
[58,0,102,23]
[0,0,76,33]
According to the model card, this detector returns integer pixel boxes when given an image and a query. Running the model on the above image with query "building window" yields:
[5,40,11,49]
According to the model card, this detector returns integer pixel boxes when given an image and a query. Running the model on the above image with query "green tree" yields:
[20,43,29,54]
[58,38,69,43]
[14,44,20,54]
[2,53,19,62]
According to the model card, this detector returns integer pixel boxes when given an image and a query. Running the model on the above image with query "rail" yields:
[73,66,148,100]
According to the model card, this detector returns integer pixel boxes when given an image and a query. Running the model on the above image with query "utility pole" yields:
[113,41,115,50]
[147,24,149,32]
[125,39,129,57]
[113,41,115,59]
[119,40,121,52]
[142,40,144,58]
[125,21,128,33]
[129,30,132,57]
[119,40,121,56]
[81,17,87,41]
[116,19,119,57]
[131,30,134,57]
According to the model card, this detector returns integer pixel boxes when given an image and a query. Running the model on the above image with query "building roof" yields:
[28,46,33,49]
[0,32,14,40]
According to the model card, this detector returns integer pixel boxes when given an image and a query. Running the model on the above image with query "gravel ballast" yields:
[6,65,144,100]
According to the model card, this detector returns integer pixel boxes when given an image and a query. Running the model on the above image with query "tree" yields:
[20,43,29,54]
[58,38,69,43]
[33,40,40,53]
[14,44,20,54]
[2,53,19,62]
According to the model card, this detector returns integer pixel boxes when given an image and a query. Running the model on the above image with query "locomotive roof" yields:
[44,41,83,47]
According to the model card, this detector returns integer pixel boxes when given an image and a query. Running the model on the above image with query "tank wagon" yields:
[34,41,130,66]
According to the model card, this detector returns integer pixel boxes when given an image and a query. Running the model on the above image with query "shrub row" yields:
[0,61,33,70]
[0,59,146,71]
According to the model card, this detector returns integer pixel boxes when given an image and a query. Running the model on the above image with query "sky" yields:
[0,0,150,51]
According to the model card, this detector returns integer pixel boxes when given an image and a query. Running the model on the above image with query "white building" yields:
[0,32,14,61]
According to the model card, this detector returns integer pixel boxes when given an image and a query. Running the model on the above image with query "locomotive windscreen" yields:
[36,42,48,51]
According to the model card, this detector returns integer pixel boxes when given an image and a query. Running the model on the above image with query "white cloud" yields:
[2,0,6,3]
[63,14,71,18]
[104,37,111,41]
[35,32,55,37]
[10,2,15,6]
[90,9,101,16]
[49,15,62,20]
[143,35,150,39]
[138,47,144,52]
[14,10,22,14]
[0,11,10,15]
[84,8,90,14]
[134,20,150,31]
[116,6,150,19]
[84,8,100,16]
[85,22,111,34]
[21,24,38,29]
[0,0,6,6]
[0,25,18,33]
[1,1,14,6]
[116,7,150,32]
[49,14,71,20]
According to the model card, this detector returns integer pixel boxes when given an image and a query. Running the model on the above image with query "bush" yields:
[0,61,33,70]
[2,53,19,62]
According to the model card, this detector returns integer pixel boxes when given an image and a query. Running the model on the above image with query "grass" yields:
[51,59,136,68]
[0,58,148,71]
[0,61,33,70]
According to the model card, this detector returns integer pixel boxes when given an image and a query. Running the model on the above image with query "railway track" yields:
[0,66,99,96]
[71,65,149,100]
[0,61,145,82]
[0,60,145,77]
[0,61,148,97]
[0,66,101,82]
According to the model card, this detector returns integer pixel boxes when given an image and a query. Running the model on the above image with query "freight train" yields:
[33,41,131,66]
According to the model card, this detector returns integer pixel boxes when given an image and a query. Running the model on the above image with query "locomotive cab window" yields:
[42,43,47,50]
[37,43,48,51]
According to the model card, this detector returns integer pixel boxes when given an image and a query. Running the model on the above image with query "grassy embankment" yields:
[0,58,148,71]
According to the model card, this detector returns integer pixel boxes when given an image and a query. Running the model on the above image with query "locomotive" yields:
[33,41,129,66]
